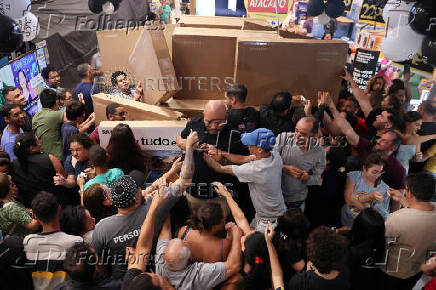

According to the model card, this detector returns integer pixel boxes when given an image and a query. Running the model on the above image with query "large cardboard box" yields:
[172,27,277,100]
[243,19,311,39]
[235,38,348,105]
[97,28,178,105]
[179,15,243,29]
[92,93,182,126]
[99,120,186,173]
[166,98,217,118]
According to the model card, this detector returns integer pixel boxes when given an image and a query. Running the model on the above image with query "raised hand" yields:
[186,129,199,149]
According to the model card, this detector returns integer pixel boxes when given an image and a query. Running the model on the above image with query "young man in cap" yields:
[204,128,286,232]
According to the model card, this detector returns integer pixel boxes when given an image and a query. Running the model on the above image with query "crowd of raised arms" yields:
[0,64,435,290]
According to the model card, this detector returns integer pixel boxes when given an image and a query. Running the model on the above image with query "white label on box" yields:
[99,124,185,152]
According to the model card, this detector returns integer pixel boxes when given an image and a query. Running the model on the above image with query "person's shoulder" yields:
[64,154,72,164]
[189,117,204,125]
[347,170,361,178]
[108,168,124,175]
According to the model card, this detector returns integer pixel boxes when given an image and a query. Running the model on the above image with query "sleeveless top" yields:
[11,153,56,208]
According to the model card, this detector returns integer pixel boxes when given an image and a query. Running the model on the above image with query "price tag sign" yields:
[358,0,387,25]
[344,0,353,13]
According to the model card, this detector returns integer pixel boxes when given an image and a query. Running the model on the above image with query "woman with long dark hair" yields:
[10,132,68,207]
[106,123,148,175]
[348,208,386,290]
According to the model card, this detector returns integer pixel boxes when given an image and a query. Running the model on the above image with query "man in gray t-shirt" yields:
[204,128,286,232]
[275,117,326,209]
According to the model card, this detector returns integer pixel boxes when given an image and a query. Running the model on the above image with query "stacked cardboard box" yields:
[172,27,348,106]
[172,27,278,102]
[236,37,349,105]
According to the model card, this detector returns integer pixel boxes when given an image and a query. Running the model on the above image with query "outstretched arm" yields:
[128,192,170,271]
[343,70,373,117]
[322,91,359,147]
[265,223,284,290]
[213,182,251,235]
[203,153,235,176]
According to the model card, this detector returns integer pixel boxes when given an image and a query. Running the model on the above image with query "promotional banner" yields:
[244,0,294,23]
[10,52,42,116]
[352,48,380,90]
[358,0,387,25]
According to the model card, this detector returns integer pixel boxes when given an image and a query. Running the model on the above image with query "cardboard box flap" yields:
[172,27,280,101]
[97,28,178,105]
[128,29,179,105]
[243,19,275,31]
[92,93,182,126]
[97,29,143,86]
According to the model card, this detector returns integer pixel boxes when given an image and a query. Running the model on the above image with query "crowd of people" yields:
[0,62,435,290]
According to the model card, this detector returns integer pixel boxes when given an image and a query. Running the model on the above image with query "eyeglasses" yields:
[70,148,83,153]
[113,111,128,117]
[204,119,226,127]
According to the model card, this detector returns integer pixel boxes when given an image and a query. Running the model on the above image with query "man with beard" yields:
[223,83,259,133]
[274,117,326,210]
[324,93,406,190]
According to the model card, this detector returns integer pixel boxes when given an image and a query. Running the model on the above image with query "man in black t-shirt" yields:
[176,100,252,214]
[224,83,259,133]
[259,91,295,136]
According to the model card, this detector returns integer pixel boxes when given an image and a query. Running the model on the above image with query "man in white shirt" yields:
[204,128,286,231]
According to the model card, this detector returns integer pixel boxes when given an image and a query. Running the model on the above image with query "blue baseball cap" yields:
[241,128,276,150]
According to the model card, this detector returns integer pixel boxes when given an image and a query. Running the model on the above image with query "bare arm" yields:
[343,70,373,117]
[344,177,366,211]
[53,174,76,188]
[265,224,284,289]
[323,92,359,147]
[203,153,235,176]
[143,157,182,198]
[78,113,95,133]
[213,182,251,235]
[402,134,436,146]
[208,146,255,165]
[323,111,344,137]
[129,192,170,271]
[224,225,242,279]
[49,154,67,177]
[161,130,198,198]
[176,134,187,151]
